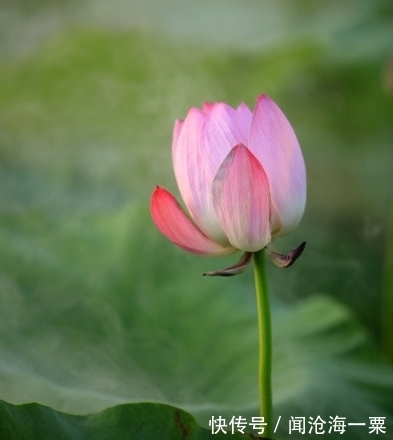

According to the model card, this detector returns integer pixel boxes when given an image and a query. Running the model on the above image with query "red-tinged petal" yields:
[249,95,306,236]
[202,102,213,113]
[212,144,271,252]
[150,187,236,256]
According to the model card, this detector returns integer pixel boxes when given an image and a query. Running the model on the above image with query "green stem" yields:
[382,201,393,363]
[253,249,272,438]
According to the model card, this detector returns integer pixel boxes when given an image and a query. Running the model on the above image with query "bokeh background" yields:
[1,0,392,438]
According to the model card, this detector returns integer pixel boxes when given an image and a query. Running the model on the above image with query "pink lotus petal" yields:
[249,95,306,235]
[151,186,235,256]
[171,107,224,241]
[236,102,253,130]
[202,103,251,173]
[172,103,252,242]
[212,144,271,252]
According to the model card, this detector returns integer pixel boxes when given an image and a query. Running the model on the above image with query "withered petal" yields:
[203,252,253,276]
[266,241,306,268]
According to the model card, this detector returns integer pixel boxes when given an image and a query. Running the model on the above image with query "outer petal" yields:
[248,95,306,236]
[212,144,271,252]
[150,186,236,256]
[172,103,252,243]
[172,118,184,152]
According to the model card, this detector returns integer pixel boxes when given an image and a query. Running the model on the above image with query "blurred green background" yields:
[0,0,392,438]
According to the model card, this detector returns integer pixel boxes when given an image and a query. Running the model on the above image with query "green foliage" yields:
[0,400,247,440]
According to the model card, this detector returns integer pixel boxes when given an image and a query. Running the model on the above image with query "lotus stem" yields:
[253,249,272,438]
